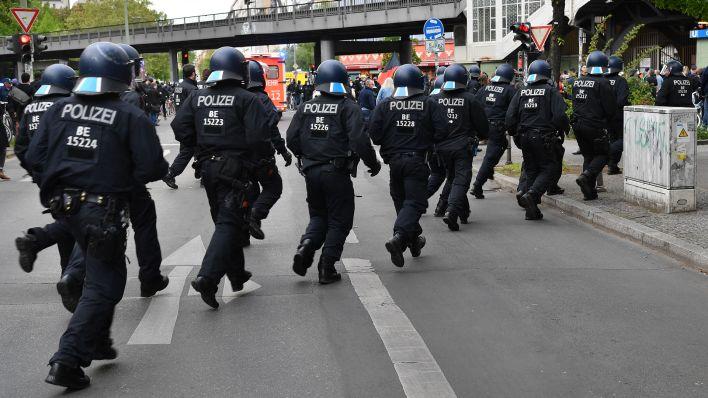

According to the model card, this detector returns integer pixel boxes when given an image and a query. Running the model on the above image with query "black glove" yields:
[281,151,293,167]
[368,161,381,177]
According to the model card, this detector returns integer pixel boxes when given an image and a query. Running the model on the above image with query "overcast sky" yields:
[70,0,235,19]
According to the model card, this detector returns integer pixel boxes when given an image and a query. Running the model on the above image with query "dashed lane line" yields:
[342,258,457,398]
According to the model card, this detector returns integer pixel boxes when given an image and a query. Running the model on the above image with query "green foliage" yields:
[63,0,165,30]
[197,50,214,76]
[587,15,611,53]
[625,45,661,71]
[612,24,644,58]
[697,125,708,140]
[295,43,315,70]
[143,53,169,81]
[0,1,66,34]
[650,0,708,20]
[627,76,655,105]
[602,38,614,53]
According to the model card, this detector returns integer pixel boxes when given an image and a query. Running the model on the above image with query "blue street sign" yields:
[423,18,444,40]
[690,29,708,39]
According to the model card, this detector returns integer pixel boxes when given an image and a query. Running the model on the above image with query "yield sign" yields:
[11,8,40,33]
[530,25,552,52]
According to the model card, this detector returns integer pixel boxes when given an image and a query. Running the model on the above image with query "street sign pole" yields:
[506,49,529,165]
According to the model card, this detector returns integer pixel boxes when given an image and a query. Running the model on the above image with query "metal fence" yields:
[45,0,461,45]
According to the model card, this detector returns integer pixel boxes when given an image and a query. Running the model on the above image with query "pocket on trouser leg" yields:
[86,224,127,263]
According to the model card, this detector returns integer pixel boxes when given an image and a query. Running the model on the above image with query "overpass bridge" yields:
[1,0,466,81]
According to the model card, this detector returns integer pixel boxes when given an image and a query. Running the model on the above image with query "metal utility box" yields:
[623,106,697,213]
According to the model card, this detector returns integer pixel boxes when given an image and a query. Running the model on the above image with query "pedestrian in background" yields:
[376,77,394,105]
[358,78,377,124]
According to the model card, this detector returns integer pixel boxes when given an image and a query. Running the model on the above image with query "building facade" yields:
[42,0,71,8]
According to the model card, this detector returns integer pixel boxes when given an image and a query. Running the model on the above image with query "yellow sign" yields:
[679,129,689,138]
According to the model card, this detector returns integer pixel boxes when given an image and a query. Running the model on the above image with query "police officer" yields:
[117,44,145,110]
[471,63,517,199]
[163,63,199,189]
[287,60,380,283]
[172,47,272,309]
[656,60,698,108]
[26,42,168,389]
[606,56,630,174]
[245,60,293,240]
[15,64,77,278]
[432,63,489,231]
[506,60,569,220]
[368,64,447,267]
[426,74,447,218]
[467,65,482,95]
[572,51,617,200]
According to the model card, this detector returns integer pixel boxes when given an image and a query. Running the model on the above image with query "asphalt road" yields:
[1,113,708,397]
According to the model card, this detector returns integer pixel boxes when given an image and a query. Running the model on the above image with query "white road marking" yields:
[222,280,262,304]
[162,236,206,266]
[161,143,180,146]
[163,149,171,157]
[21,176,32,182]
[127,265,193,345]
[345,229,359,244]
[342,258,457,398]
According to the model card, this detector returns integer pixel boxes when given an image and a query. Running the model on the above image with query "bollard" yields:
[623,106,697,213]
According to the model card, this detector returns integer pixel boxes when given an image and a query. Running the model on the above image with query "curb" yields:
[492,173,708,274]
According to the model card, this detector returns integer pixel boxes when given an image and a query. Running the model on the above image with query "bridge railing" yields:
[43,0,460,46]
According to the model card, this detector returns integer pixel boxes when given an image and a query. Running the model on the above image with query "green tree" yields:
[650,0,708,20]
[0,1,66,35]
[63,0,165,30]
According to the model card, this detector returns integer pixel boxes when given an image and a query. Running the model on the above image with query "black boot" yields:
[516,191,526,208]
[191,276,219,309]
[249,217,265,240]
[520,191,543,220]
[93,340,118,361]
[292,239,315,276]
[45,362,90,390]
[409,235,426,258]
[15,233,39,273]
[56,274,83,313]
[385,234,406,267]
[443,211,460,231]
[162,172,178,189]
[470,184,484,199]
[318,256,341,284]
[228,270,252,292]
[140,275,170,298]
[433,199,446,217]
[576,172,598,200]
[546,185,565,196]
[607,165,622,175]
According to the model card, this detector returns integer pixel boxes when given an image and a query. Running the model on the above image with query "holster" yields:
[85,198,129,262]
[593,130,611,155]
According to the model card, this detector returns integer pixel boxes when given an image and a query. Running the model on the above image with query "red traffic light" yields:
[518,23,530,33]
[19,34,31,45]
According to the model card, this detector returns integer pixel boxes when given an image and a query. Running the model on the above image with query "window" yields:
[502,0,522,30]
[526,0,543,16]
[472,0,496,43]
[266,65,279,79]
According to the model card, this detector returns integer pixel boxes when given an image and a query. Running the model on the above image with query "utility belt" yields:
[48,188,129,262]
[519,129,563,151]
[385,151,427,164]
[299,155,359,177]
[203,153,253,193]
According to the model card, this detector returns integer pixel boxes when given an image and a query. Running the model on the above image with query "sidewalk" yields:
[475,139,708,270]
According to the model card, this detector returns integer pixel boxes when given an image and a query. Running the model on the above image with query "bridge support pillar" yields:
[318,39,335,64]
[169,48,179,83]
[399,35,413,65]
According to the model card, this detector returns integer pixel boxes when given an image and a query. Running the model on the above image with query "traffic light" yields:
[33,34,48,56]
[5,35,19,54]
[181,51,189,65]
[510,22,533,51]
[18,34,33,63]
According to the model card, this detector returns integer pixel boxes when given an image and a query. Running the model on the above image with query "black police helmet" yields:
[526,60,551,84]
[118,43,142,79]
[314,60,349,96]
[392,64,425,99]
[430,75,445,95]
[607,56,623,75]
[35,64,76,97]
[435,66,447,76]
[469,65,481,79]
[247,60,265,89]
[586,51,609,76]
[207,46,247,84]
[74,42,132,95]
[666,60,683,76]
[492,63,514,83]
[442,63,469,91]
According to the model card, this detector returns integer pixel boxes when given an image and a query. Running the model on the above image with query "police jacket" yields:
[15,94,68,173]
[367,93,447,161]
[171,81,273,163]
[286,93,378,171]
[571,75,617,130]
[655,75,697,108]
[250,87,286,155]
[466,79,482,95]
[120,90,146,111]
[506,82,569,135]
[174,78,198,109]
[431,89,489,151]
[606,74,629,126]
[25,94,168,206]
[475,81,517,125]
